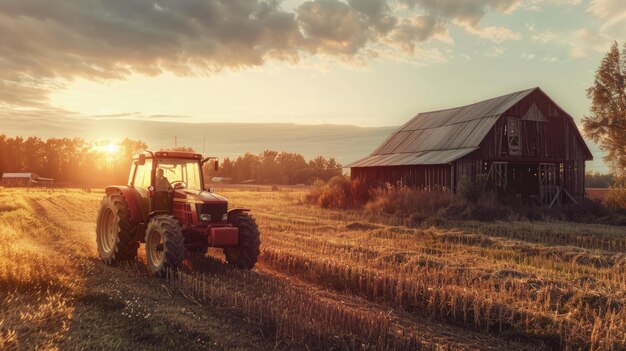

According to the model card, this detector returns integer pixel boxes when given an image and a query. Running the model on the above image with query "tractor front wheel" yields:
[96,193,139,264]
[145,215,185,277]
[224,213,260,269]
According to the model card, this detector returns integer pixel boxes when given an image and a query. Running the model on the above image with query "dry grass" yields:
[0,190,79,350]
[1,186,625,350]
[223,187,626,350]
[605,187,626,210]
[0,188,274,351]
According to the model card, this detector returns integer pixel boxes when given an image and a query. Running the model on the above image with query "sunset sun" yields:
[103,143,119,154]
[92,142,119,155]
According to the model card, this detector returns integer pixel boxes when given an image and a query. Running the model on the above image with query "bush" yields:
[458,174,488,203]
[435,193,513,222]
[304,180,325,205]
[306,177,625,225]
[605,186,626,210]
[304,176,370,209]
[365,186,453,218]
[468,193,513,221]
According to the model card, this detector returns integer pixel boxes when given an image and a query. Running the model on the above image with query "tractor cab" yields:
[129,151,218,215]
[97,150,260,276]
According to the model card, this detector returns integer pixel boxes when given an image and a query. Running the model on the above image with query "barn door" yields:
[486,161,508,190]
[507,117,521,156]
[539,163,557,205]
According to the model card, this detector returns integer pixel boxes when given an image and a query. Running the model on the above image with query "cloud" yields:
[483,46,506,57]
[532,30,559,44]
[398,0,522,42]
[525,0,582,11]
[588,0,626,31]
[348,0,397,33]
[0,0,305,106]
[400,0,521,26]
[569,28,614,57]
[1,0,465,107]
[390,15,450,52]
[0,0,537,108]
[530,27,614,58]
[461,25,522,43]
[296,0,369,55]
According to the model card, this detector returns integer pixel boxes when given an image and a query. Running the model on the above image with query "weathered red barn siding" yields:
[465,90,590,198]
[351,165,451,190]
[348,88,592,202]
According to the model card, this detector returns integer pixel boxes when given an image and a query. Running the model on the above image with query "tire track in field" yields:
[22,191,274,351]
[253,261,542,351]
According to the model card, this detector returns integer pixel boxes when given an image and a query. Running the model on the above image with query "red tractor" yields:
[96,151,260,275]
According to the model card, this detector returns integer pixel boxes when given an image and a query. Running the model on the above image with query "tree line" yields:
[203,150,343,185]
[585,172,615,188]
[0,135,146,186]
[0,136,342,186]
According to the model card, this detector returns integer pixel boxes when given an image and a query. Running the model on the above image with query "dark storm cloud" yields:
[0,0,515,107]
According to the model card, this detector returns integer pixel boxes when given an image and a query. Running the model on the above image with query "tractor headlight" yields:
[200,214,211,222]
[222,213,228,222]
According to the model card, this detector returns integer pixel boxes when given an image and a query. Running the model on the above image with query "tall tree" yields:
[583,41,626,175]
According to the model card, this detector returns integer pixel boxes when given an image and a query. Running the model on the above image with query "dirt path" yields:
[23,192,273,351]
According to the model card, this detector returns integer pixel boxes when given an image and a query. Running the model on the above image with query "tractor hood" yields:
[173,188,227,204]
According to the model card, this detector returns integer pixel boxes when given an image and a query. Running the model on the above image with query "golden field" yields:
[0,186,625,350]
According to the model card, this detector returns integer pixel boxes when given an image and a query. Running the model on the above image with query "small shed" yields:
[1,173,54,187]
[347,88,593,205]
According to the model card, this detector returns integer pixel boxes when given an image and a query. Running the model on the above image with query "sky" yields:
[0,0,625,172]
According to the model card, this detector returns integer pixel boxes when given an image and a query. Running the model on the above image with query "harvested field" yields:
[1,187,624,350]
[586,188,609,202]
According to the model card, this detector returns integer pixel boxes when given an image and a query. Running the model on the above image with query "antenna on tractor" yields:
[202,133,206,156]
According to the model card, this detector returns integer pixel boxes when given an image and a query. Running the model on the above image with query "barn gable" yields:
[349,87,593,204]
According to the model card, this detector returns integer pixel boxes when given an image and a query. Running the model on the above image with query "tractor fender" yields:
[105,186,143,224]
[227,208,250,222]
[145,210,171,225]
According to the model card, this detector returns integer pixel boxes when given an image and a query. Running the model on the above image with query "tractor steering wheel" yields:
[170,180,187,190]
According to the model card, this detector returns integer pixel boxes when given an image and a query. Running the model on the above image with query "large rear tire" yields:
[224,213,260,269]
[145,215,185,277]
[96,193,139,264]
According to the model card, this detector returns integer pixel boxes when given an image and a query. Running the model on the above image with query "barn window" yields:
[507,117,521,156]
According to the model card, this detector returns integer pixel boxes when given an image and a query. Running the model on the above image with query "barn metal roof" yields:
[347,88,538,167]
[347,147,479,167]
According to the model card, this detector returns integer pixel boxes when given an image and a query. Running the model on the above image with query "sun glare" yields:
[104,143,119,154]
[93,142,120,155]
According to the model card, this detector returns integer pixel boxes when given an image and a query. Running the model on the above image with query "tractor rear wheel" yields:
[96,193,139,264]
[224,213,260,269]
[145,215,185,277]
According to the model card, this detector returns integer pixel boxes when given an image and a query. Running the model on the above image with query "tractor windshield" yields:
[156,158,203,191]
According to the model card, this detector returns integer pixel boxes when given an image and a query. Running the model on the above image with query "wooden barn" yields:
[347,88,593,205]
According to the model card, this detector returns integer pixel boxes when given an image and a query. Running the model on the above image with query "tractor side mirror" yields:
[136,154,146,166]
[214,160,219,172]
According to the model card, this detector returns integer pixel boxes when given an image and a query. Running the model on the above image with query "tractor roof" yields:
[138,150,203,160]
